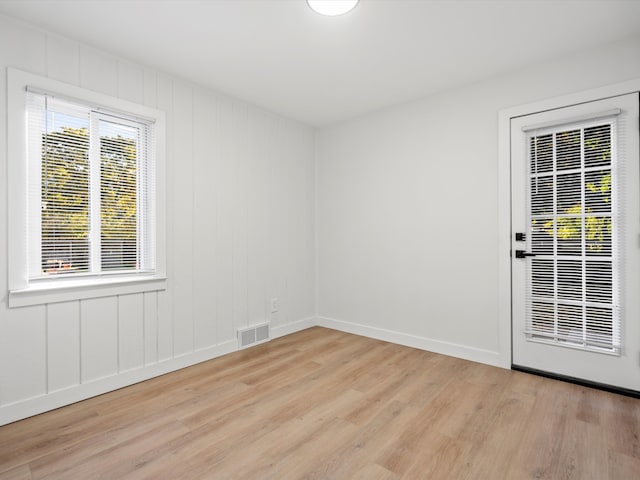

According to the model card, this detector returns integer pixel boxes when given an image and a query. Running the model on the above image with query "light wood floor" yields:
[1,327,639,479]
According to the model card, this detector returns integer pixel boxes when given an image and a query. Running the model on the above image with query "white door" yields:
[511,93,640,391]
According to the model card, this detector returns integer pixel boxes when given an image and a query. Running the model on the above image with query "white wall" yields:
[316,35,640,367]
[0,15,316,425]
[2,13,640,427]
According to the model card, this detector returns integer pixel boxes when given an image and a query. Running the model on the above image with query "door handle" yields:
[515,250,536,259]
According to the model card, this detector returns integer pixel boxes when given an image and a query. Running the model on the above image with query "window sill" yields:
[8,275,167,308]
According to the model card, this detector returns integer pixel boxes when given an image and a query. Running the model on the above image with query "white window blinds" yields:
[26,90,156,279]
[525,116,621,353]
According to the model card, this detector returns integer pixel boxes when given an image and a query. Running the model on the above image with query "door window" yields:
[525,119,619,353]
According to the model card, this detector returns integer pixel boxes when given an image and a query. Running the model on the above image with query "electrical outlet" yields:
[270,297,279,313]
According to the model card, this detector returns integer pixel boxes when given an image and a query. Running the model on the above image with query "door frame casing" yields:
[497,78,640,369]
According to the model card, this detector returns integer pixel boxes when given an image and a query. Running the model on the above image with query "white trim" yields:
[497,109,513,369]
[22,81,162,123]
[7,67,167,305]
[9,276,167,308]
[89,111,102,273]
[270,316,316,339]
[316,316,502,367]
[521,108,621,132]
[7,68,29,291]
[497,77,640,370]
[0,339,236,427]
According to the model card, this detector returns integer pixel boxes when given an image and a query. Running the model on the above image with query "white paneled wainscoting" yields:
[0,14,315,426]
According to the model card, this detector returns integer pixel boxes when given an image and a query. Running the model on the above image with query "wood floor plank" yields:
[241,416,359,480]
[205,389,366,480]
[505,380,581,479]
[604,393,640,459]
[300,400,420,479]
[0,465,32,480]
[1,327,639,479]
[33,420,190,480]
[608,451,640,479]
[454,388,536,479]
[351,463,399,480]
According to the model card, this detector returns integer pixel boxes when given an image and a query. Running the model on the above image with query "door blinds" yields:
[524,115,621,353]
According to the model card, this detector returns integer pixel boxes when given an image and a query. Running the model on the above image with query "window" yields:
[8,69,166,307]
[525,117,620,353]
[28,92,154,278]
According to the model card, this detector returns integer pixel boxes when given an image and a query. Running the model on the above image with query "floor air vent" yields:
[238,323,270,349]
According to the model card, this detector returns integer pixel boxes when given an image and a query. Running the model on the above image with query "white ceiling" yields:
[1,0,640,127]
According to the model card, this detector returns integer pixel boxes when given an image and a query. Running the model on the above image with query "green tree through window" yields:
[41,125,139,273]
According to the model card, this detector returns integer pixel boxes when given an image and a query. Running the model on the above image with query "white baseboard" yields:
[0,339,238,426]
[316,316,503,368]
[0,316,318,426]
[270,316,316,339]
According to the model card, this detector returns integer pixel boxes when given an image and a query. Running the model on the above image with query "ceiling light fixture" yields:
[307,0,359,16]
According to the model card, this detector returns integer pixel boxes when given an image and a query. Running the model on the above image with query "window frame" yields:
[8,68,166,308]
